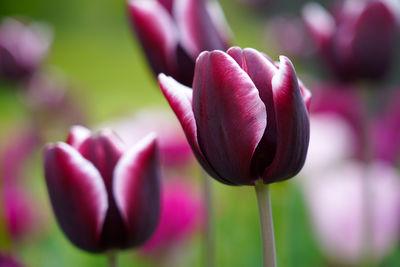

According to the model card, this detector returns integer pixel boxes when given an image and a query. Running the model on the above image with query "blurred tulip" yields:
[0,252,22,267]
[1,128,40,240]
[159,47,310,185]
[141,178,204,254]
[127,0,232,86]
[2,186,34,240]
[301,161,400,265]
[372,89,400,164]
[303,0,399,81]
[43,126,161,253]
[99,108,193,168]
[21,68,86,140]
[265,15,311,59]
[0,18,52,83]
[310,83,365,158]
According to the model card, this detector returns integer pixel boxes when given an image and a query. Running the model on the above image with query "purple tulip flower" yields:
[302,0,399,81]
[0,18,52,82]
[159,47,311,185]
[43,126,161,253]
[127,0,232,86]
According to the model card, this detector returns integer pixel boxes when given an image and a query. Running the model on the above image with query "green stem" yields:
[255,182,277,267]
[107,252,117,267]
[203,171,215,267]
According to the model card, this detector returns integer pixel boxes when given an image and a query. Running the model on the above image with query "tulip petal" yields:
[44,142,108,252]
[158,73,231,184]
[113,133,161,247]
[228,47,279,177]
[351,0,397,78]
[66,125,91,149]
[302,3,335,49]
[127,0,178,77]
[193,50,267,185]
[262,56,310,182]
[174,0,227,58]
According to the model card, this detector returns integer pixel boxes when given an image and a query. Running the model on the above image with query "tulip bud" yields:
[0,18,52,83]
[43,126,161,253]
[302,0,399,81]
[127,0,232,86]
[159,47,310,185]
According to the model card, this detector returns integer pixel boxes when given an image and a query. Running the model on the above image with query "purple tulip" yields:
[159,47,311,185]
[43,126,161,253]
[0,18,52,82]
[302,0,399,81]
[127,0,232,86]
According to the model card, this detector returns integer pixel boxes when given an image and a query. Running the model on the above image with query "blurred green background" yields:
[1,0,399,266]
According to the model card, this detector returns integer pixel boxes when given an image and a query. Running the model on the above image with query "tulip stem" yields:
[107,252,117,267]
[203,171,215,267]
[255,182,276,267]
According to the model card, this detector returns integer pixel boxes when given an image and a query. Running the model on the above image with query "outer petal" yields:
[158,73,231,184]
[302,3,335,50]
[127,0,178,78]
[174,0,228,58]
[66,125,91,149]
[192,50,267,185]
[351,0,397,79]
[113,133,161,247]
[44,142,108,252]
[262,56,310,183]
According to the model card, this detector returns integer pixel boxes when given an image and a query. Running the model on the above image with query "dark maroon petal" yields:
[113,133,161,247]
[351,0,397,79]
[205,0,233,49]
[299,80,312,111]
[158,73,230,184]
[262,56,310,183]
[77,130,124,191]
[227,47,278,177]
[192,50,266,185]
[44,142,108,252]
[174,0,229,58]
[157,0,173,14]
[127,0,179,78]
[66,125,91,149]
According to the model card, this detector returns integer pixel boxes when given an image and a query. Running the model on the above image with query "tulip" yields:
[302,0,399,81]
[0,18,52,82]
[159,46,310,267]
[159,47,310,185]
[43,126,161,259]
[127,0,232,86]
[301,161,400,265]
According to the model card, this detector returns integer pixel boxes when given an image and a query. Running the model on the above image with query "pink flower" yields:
[302,161,400,264]
[0,18,52,82]
[141,178,204,253]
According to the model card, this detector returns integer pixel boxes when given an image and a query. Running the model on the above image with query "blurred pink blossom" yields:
[140,178,204,254]
[0,18,52,82]
[301,161,400,265]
